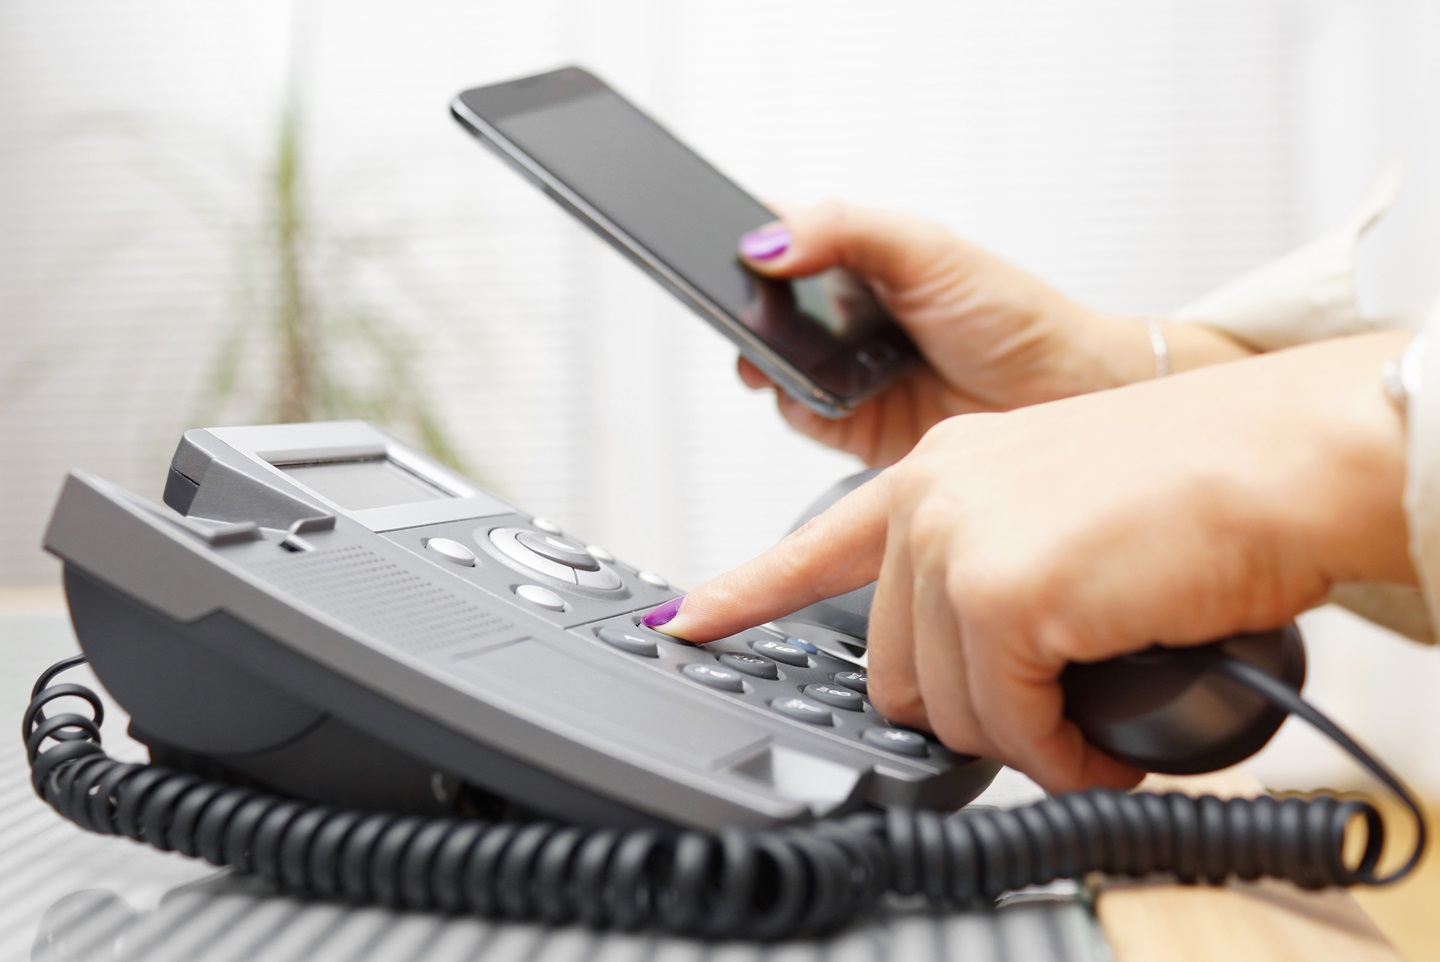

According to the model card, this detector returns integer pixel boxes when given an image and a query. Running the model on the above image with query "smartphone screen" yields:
[453,67,918,415]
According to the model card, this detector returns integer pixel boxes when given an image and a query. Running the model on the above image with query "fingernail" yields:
[740,224,790,261]
[642,596,684,628]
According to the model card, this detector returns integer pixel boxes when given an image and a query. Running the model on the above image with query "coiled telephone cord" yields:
[24,654,1426,939]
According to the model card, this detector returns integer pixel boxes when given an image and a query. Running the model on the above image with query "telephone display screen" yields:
[456,69,917,405]
[280,458,453,511]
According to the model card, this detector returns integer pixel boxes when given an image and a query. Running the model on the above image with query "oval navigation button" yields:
[514,584,566,611]
[424,537,476,567]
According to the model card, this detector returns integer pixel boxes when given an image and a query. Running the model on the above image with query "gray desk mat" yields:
[3,611,1110,962]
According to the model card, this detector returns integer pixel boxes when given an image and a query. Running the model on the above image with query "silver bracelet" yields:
[1144,317,1170,378]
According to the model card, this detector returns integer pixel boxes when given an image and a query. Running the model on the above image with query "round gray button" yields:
[804,683,865,712]
[531,516,562,534]
[424,537,476,567]
[752,639,808,667]
[587,544,615,563]
[834,671,868,695]
[719,652,779,680]
[771,697,833,726]
[514,584,566,611]
[682,663,744,692]
[862,727,929,757]
[517,531,600,571]
[596,627,659,657]
[638,570,668,588]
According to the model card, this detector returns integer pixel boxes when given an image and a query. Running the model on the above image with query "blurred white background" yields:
[2,0,1438,792]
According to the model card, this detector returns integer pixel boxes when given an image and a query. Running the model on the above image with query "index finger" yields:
[647,472,893,642]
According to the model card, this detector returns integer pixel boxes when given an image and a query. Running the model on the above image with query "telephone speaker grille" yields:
[251,545,514,656]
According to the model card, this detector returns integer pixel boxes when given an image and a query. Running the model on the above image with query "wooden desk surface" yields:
[1096,769,1404,961]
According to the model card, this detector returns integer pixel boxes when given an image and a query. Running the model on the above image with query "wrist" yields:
[1078,312,1259,392]
[1274,331,1415,586]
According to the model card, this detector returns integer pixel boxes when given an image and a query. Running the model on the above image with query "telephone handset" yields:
[24,422,1425,938]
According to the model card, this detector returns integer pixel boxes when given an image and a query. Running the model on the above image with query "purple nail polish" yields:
[643,596,684,628]
[740,225,790,260]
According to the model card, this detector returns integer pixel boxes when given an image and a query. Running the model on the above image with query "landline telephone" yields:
[24,422,1425,938]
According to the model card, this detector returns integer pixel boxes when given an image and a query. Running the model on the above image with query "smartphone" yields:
[451,66,919,418]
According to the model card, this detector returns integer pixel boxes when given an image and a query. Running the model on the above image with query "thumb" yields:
[738,201,958,290]
[647,471,893,642]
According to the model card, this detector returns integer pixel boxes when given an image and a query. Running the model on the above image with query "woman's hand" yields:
[654,330,1414,792]
[737,202,1254,467]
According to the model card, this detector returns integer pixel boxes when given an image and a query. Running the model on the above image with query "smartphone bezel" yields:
[450,66,913,418]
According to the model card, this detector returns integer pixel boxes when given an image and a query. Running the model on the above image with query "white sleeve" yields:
[1171,163,1435,644]
[1399,300,1440,644]
[1173,164,1410,348]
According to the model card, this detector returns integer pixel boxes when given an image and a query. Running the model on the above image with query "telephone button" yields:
[804,683,865,712]
[587,544,615,563]
[718,653,779,680]
[751,639,809,667]
[682,663,744,692]
[424,537,476,567]
[862,727,928,757]
[516,531,600,571]
[515,584,567,611]
[784,636,818,654]
[596,627,659,658]
[488,529,579,583]
[834,671,868,695]
[531,516,562,534]
[771,697,834,726]
[638,570,669,588]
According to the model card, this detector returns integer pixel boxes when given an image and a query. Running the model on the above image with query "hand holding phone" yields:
[451,66,919,418]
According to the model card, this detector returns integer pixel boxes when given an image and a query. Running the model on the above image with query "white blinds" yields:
[3,0,1439,789]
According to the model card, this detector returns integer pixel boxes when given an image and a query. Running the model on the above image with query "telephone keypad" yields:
[596,626,660,658]
[862,727,929,757]
[751,639,809,667]
[682,663,745,692]
[771,697,834,726]
[803,683,865,712]
[719,652,780,680]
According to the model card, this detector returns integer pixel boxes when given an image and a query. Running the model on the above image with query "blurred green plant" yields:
[184,49,466,470]
[1,23,470,473]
